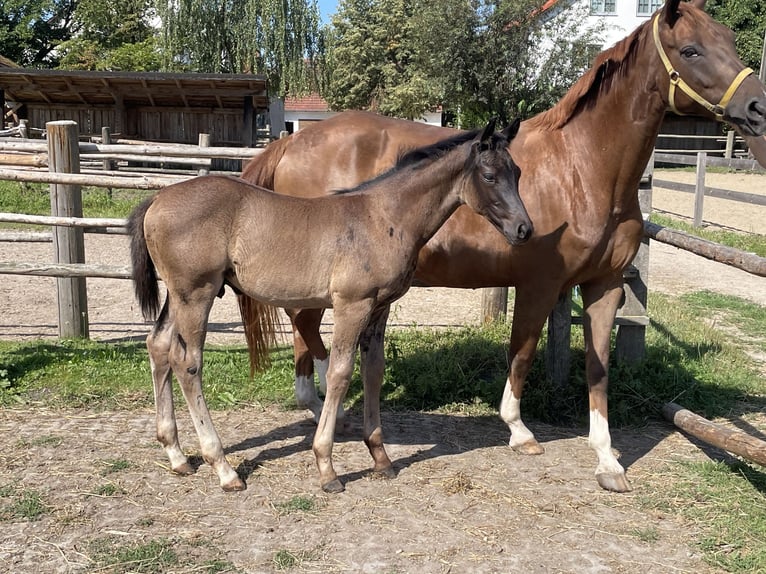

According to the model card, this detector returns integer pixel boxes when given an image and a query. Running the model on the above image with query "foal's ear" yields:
[480,117,498,144]
[502,118,521,141]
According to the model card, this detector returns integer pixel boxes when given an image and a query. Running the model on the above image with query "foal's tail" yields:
[127,196,161,320]
[237,294,282,375]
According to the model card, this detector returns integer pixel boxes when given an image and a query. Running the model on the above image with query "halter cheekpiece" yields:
[652,13,753,120]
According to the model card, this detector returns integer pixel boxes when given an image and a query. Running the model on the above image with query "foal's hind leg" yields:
[146,301,194,476]
[168,284,245,492]
[359,305,395,478]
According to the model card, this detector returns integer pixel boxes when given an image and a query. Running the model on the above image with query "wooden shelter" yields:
[0,69,271,146]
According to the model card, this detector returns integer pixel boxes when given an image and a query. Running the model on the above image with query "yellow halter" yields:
[652,14,753,121]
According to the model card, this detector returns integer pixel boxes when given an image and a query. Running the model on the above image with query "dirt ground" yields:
[0,169,764,573]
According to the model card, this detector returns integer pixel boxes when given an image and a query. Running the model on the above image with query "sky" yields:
[317,0,337,23]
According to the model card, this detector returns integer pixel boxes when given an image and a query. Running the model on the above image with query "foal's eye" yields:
[482,173,495,183]
[681,46,699,59]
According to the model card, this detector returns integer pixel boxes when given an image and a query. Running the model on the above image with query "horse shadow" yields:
[216,314,766,493]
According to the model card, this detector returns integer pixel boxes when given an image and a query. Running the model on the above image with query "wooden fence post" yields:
[615,155,652,362]
[481,287,508,323]
[47,120,89,338]
[694,152,706,227]
[198,133,211,175]
[546,290,572,391]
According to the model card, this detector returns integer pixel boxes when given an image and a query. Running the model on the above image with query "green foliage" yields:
[325,0,605,124]
[57,0,160,71]
[0,0,76,68]
[275,495,321,515]
[708,0,766,72]
[155,0,325,96]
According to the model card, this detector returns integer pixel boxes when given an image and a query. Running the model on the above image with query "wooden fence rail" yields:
[0,120,764,390]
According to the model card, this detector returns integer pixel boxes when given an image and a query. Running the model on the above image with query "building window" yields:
[637,0,663,16]
[591,0,616,14]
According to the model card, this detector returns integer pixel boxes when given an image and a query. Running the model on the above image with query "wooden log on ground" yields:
[644,221,766,277]
[662,402,766,467]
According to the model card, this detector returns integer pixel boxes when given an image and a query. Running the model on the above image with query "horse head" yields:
[465,118,532,245]
[654,0,766,136]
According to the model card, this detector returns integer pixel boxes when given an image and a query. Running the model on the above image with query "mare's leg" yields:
[580,278,631,492]
[287,308,346,427]
[313,297,374,493]
[146,300,193,476]
[499,285,561,454]
[359,305,394,478]
[169,283,245,492]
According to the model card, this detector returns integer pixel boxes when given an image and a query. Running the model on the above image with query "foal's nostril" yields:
[517,222,532,241]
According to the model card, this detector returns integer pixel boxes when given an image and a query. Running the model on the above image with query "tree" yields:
[0,0,77,68]
[56,0,160,70]
[155,0,325,96]
[324,0,605,125]
[708,0,766,73]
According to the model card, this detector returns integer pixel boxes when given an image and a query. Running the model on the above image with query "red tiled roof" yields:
[284,93,329,112]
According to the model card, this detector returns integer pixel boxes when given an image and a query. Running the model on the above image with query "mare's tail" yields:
[240,133,292,189]
[237,294,282,375]
[239,135,293,373]
[127,196,161,320]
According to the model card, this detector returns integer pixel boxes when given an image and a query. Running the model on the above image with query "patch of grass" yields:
[204,559,239,573]
[94,483,125,497]
[0,180,147,227]
[681,291,766,353]
[88,537,178,573]
[649,212,766,257]
[275,495,321,515]
[99,458,133,475]
[630,526,660,543]
[0,488,48,521]
[273,549,318,570]
[642,460,766,573]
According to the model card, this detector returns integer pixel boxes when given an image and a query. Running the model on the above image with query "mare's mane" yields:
[333,127,485,195]
[527,19,649,131]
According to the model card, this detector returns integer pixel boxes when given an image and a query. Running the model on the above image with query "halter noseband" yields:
[652,14,753,121]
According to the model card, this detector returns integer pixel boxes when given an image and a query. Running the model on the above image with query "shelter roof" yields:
[0,69,269,110]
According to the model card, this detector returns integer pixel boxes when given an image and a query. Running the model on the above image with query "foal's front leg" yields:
[313,297,374,493]
[359,305,395,478]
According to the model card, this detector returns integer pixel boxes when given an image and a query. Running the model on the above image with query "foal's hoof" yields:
[172,462,196,476]
[511,440,545,456]
[596,472,632,493]
[321,478,345,494]
[222,477,247,492]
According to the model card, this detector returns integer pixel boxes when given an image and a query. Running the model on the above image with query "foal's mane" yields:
[527,19,650,131]
[334,127,484,195]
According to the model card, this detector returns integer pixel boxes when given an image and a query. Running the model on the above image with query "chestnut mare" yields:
[240,0,766,493]
[129,122,532,492]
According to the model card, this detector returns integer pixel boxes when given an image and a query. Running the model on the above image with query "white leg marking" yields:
[295,374,324,423]
[588,409,625,476]
[499,377,536,448]
[314,357,329,395]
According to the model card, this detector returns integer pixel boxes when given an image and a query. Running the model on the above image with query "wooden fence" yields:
[1,121,765,389]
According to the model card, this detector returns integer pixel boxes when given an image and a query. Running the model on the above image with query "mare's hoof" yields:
[596,472,631,493]
[321,478,345,494]
[172,462,196,476]
[511,440,545,456]
[222,477,247,492]
[373,466,397,480]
